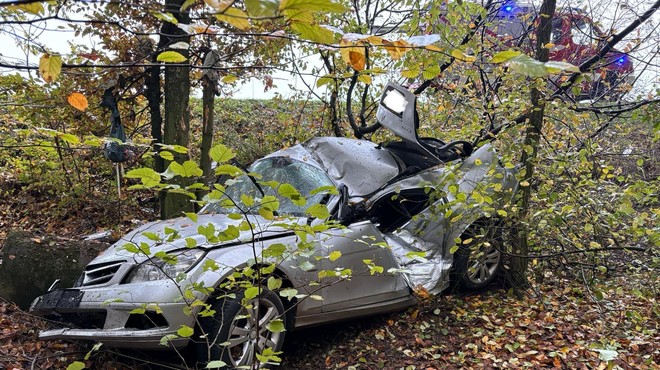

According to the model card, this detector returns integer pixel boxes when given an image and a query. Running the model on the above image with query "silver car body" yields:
[31,82,517,349]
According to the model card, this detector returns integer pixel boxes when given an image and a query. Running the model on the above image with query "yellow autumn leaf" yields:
[67,92,88,112]
[39,54,62,83]
[8,2,44,15]
[382,39,410,60]
[215,7,251,30]
[157,51,188,63]
[451,49,476,62]
[425,44,442,52]
[222,75,239,83]
[357,74,372,85]
[340,40,366,71]
[364,35,384,44]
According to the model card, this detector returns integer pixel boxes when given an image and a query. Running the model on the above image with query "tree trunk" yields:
[200,86,215,177]
[147,55,164,173]
[159,0,193,219]
[508,0,557,292]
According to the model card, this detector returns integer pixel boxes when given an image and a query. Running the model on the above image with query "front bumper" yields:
[30,281,196,349]
[38,326,189,349]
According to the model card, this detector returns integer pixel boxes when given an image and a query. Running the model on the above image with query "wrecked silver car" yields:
[30,82,518,368]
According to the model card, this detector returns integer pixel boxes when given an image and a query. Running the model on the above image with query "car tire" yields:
[196,288,286,369]
[451,221,503,290]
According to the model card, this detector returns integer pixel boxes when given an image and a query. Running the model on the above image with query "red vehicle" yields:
[489,3,634,99]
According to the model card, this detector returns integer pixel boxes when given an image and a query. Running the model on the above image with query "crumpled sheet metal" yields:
[384,231,452,294]
[303,137,401,196]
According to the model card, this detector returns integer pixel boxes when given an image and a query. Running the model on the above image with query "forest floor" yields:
[0,182,658,370]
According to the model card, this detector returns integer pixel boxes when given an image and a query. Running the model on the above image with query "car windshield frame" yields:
[201,156,335,217]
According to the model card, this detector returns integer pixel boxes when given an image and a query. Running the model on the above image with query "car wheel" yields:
[451,222,503,290]
[196,288,286,369]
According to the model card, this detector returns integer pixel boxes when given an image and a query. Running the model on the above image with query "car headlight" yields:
[125,249,205,283]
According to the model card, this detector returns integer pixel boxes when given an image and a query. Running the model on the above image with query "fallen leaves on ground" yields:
[281,274,659,370]
[0,273,657,369]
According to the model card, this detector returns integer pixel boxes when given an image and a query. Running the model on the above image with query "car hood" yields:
[93,213,304,263]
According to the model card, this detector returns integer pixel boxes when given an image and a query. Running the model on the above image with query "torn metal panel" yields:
[384,232,452,294]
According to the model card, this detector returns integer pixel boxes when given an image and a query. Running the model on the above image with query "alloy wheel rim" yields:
[467,242,501,284]
[227,298,282,367]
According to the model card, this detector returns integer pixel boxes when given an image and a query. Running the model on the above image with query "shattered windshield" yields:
[202,157,334,217]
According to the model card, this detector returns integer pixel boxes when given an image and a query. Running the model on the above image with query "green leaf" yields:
[259,208,274,220]
[278,183,305,206]
[198,223,216,241]
[241,194,255,207]
[260,195,280,212]
[492,50,523,63]
[267,319,286,333]
[152,12,179,25]
[422,64,441,80]
[59,133,80,144]
[84,342,103,360]
[219,225,240,240]
[245,0,279,17]
[215,164,242,176]
[280,0,345,13]
[244,286,261,301]
[203,259,219,271]
[185,237,197,248]
[168,160,203,177]
[222,75,238,84]
[291,22,336,44]
[185,212,198,222]
[263,243,287,258]
[206,360,227,369]
[405,251,427,260]
[328,250,342,261]
[157,51,188,63]
[160,334,178,346]
[317,75,334,87]
[209,144,236,163]
[159,151,174,161]
[306,203,329,219]
[142,232,161,241]
[66,361,86,370]
[177,325,194,338]
[310,185,338,196]
[125,168,161,182]
[401,68,420,79]
[279,287,298,300]
[507,55,549,77]
[267,276,282,291]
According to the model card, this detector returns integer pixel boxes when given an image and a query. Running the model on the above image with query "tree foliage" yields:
[0,0,658,367]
